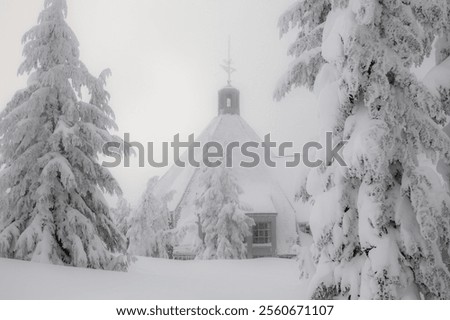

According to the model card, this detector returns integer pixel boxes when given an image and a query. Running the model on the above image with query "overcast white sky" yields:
[0,0,319,204]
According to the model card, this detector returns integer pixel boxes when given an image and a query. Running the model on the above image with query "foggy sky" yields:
[0,0,319,204]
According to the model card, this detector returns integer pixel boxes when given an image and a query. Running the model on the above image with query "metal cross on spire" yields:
[221,37,236,86]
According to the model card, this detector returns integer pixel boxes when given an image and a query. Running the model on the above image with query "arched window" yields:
[227,97,232,108]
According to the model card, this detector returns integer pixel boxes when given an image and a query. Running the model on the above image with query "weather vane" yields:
[221,36,236,86]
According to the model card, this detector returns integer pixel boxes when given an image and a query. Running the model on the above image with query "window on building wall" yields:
[227,97,231,107]
[252,222,271,244]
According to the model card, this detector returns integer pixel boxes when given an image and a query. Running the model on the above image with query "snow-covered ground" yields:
[0,257,306,299]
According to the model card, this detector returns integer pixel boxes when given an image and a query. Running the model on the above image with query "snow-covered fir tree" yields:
[160,190,176,259]
[111,196,132,236]
[195,165,253,260]
[277,0,450,299]
[0,0,127,270]
[127,177,175,258]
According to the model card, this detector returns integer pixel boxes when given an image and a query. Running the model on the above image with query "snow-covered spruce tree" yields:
[277,0,450,299]
[127,177,174,258]
[195,165,253,260]
[160,190,176,259]
[111,196,132,236]
[0,0,127,270]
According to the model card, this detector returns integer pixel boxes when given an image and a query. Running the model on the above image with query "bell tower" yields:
[218,38,240,115]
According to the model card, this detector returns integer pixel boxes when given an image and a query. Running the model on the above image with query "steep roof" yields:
[154,114,298,254]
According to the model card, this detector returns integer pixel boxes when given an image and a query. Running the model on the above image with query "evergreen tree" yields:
[278,0,450,299]
[0,0,127,270]
[127,177,175,258]
[111,196,132,236]
[160,190,176,259]
[195,165,253,259]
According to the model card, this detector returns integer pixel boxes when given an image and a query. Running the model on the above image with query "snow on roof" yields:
[154,114,299,254]
[155,114,278,211]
